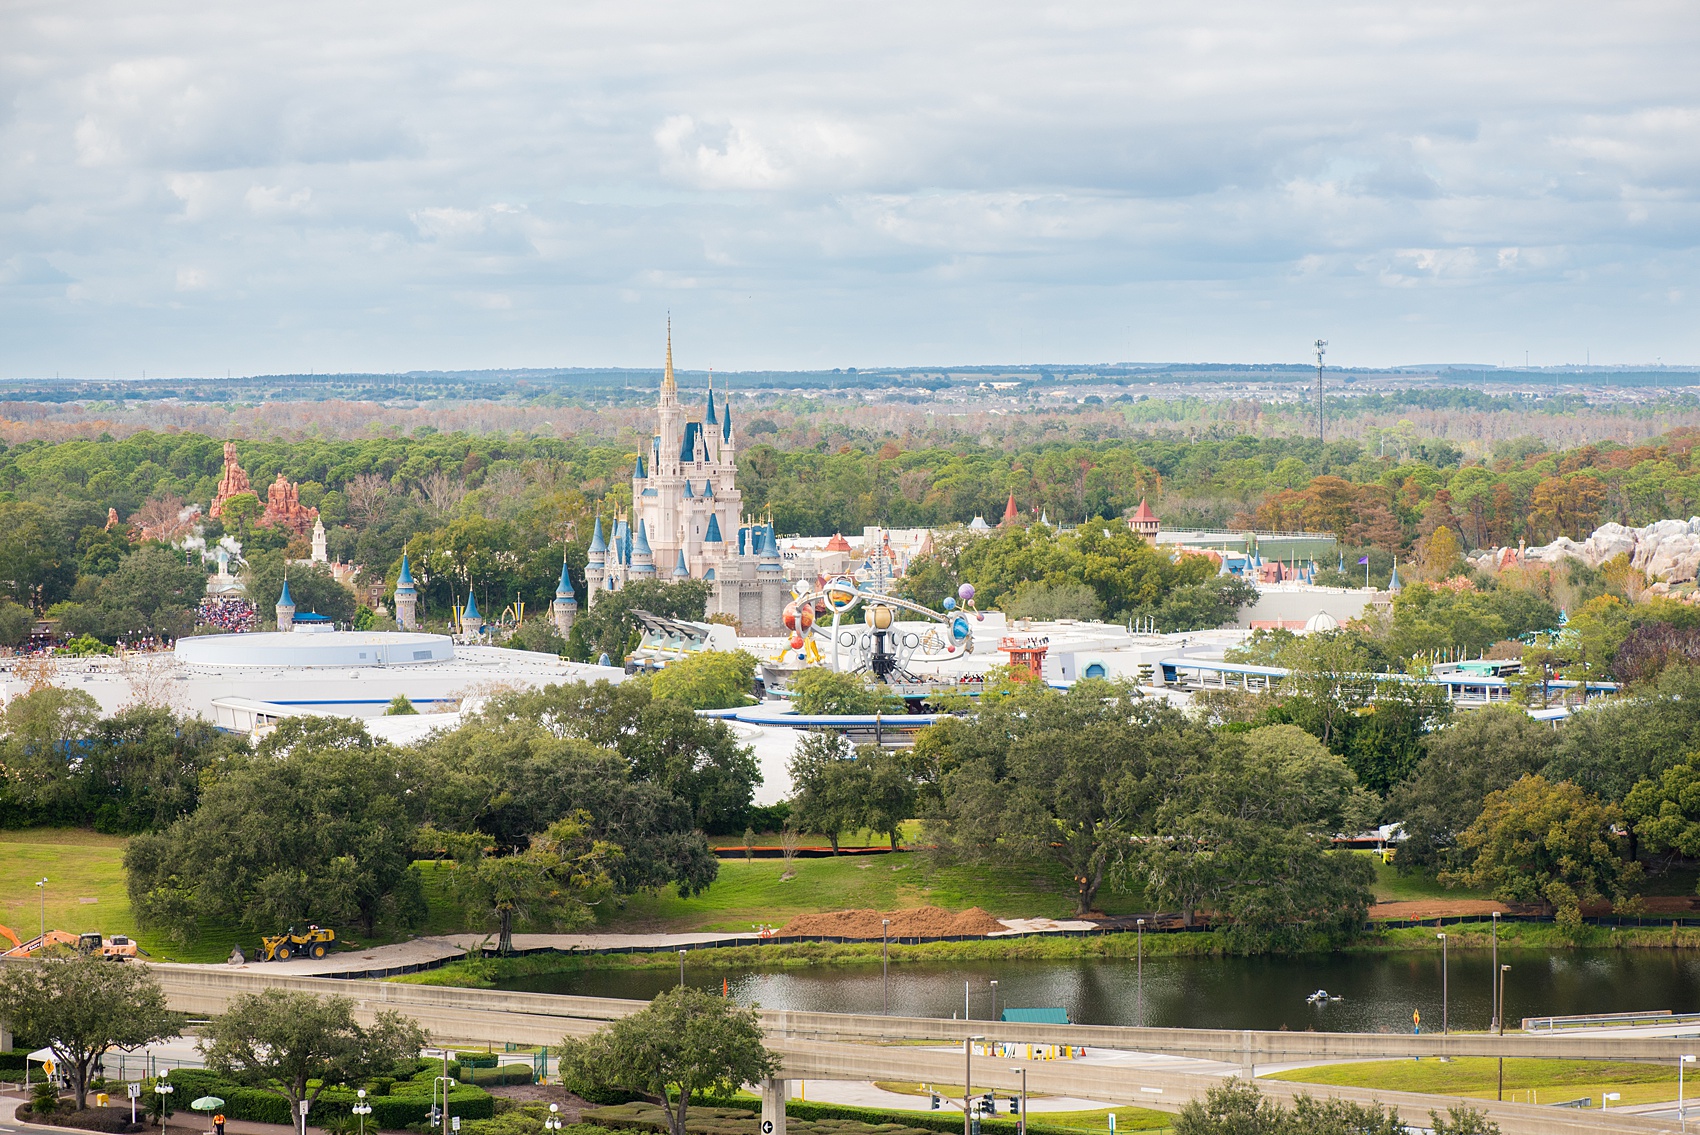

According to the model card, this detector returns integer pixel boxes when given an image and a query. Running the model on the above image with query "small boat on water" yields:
[1306,989,1343,1005]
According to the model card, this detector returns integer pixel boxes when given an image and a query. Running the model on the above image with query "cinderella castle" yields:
[583,327,790,634]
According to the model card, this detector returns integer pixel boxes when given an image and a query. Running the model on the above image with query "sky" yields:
[1,0,1697,377]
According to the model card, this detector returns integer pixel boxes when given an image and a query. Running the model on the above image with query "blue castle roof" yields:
[556,560,575,599]
[680,421,704,462]
[703,480,714,497]
[722,405,733,442]
[589,515,607,555]
[277,578,295,608]
[463,591,481,620]
[705,513,723,543]
[705,388,717,426]
[635,455,647,479]
[673,550,690,578]
[395,553,415,589]
[683,479,693,498]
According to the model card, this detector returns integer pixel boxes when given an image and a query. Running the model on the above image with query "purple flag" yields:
[1357,556,1370,564]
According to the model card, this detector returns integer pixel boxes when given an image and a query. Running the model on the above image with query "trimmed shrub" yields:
[159,1067,493,1128]
[460,1067,534,1087]
[783,1101,1078,1135]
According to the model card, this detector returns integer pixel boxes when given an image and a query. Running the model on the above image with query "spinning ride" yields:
[768,577,983,690]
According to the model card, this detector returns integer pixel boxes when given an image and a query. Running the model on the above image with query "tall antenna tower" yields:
[1314,339,1328,443]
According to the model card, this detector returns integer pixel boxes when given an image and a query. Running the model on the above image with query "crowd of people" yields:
[196,597,259,633]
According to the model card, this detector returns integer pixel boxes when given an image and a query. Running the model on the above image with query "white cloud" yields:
[0,0,1696,373]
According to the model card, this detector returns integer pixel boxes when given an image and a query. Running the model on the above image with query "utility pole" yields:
[1314,340,1328,444]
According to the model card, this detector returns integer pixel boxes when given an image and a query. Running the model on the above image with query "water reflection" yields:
[497,949,1700,1032]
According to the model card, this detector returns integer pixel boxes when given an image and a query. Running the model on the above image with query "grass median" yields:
[1265,1057,1685,1107]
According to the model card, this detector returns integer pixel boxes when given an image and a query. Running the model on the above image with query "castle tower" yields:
[585,516,608,607]
[311,517,329,563]
[393,553,418,630]
[632,519,657,575]
[276,577,296,632]
[673,549,691,579]
[1129,498,1160,539]
[1001,492,1020,527]
[552,558,577,638]
[461,591,484,638]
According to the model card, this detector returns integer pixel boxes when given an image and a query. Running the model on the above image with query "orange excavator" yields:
[0,925,141,960]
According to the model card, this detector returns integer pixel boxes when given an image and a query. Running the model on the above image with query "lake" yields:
[497,947,1700,1032]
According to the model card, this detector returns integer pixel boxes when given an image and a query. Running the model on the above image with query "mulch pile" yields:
[778,906,1005,938]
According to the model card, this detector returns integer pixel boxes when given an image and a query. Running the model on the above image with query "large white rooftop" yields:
[176,629,454,669]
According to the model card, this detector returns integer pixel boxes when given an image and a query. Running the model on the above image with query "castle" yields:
[584,326,789,634]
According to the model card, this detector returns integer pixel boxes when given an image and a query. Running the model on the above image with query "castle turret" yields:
[585,516,608,608]
[673,549,690,579]
[552,558,577,638]
[461,591,484,638]
[311,517,328,563]
[276,577,296,632]
[632,519,656,575]
[393,553,418,630]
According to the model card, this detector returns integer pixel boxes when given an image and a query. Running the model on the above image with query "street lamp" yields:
[354,1089,372,1135]
[154,1080,175,1135]
[883,919,891,1015]
[1136,919,1146,1028]
[963,1035,985,1135]
[990,980,999,1024]
[546,1103,563,1133]
[1008,1067,1027,1135]
[1490,912,1501,1032]
[36,877,47,941]
[1682,1055,1696,1133]
[1436,933,1448,1035]
[1496,964,1510,1101]
[679,949,687,988]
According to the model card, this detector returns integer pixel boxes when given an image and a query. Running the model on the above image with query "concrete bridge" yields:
[133,963,1692,1134]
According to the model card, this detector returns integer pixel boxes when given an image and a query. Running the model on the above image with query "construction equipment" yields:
[259,925,335,961]
[1,927,138,959]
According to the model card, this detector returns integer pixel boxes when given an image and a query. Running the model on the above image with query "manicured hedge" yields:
[161,1066,494,1127]
[460,1067,535,1087]
[0,1050,31,1074]
[784,1100,1081,1135]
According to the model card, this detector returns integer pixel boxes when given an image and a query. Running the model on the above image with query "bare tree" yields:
[130,493,198,541]
[780,827,800,880]
[344,473,391,525]
[416,470,467,517]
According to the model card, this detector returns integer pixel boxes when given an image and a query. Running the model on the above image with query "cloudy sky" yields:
[2,0,1696,376]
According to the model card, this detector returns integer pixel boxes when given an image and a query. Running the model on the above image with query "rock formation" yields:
[1468,518,1700,587]
[260,472,319,536]
[208,442,254,519]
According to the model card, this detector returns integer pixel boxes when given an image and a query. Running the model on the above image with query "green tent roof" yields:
[1001,1007,1070,1024]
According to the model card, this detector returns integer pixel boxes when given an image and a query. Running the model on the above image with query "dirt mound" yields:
[1369,899,1509,920]
[779,906,1006,939]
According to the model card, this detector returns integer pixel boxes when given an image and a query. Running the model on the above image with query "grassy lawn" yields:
[1267,1057,1683,1107]
[584,852,1145,934]
[0,828,134,947]
[1366,858,1495,904]
[722,1092,1174,1132]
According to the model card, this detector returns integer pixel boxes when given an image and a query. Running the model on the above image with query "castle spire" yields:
[661,316,677,406]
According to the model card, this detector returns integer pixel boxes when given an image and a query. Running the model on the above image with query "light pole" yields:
[154,1079,175,1135]
[1496,964,1510,1101]
[1136,919,1146,1028]
[546,1103,563,1134]
[1436,932,1448,1035]
[963,1036,984,1135]
[990,980,998,1024]
[679,949,687,988]
[1008,1067,1027,1135]
[1490,912,1500,1032]
[354,1089,371,1135]
[966,980,971,1020]
[1683,1054,1696,1132]
[883,919,891,1015]
[36,877,47,941]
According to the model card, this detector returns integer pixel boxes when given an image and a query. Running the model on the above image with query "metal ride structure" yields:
[776,576,983,685]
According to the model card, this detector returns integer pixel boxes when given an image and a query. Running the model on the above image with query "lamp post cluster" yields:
[354,1089,372,1135]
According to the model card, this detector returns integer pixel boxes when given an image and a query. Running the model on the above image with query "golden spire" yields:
[661,315,677,403]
